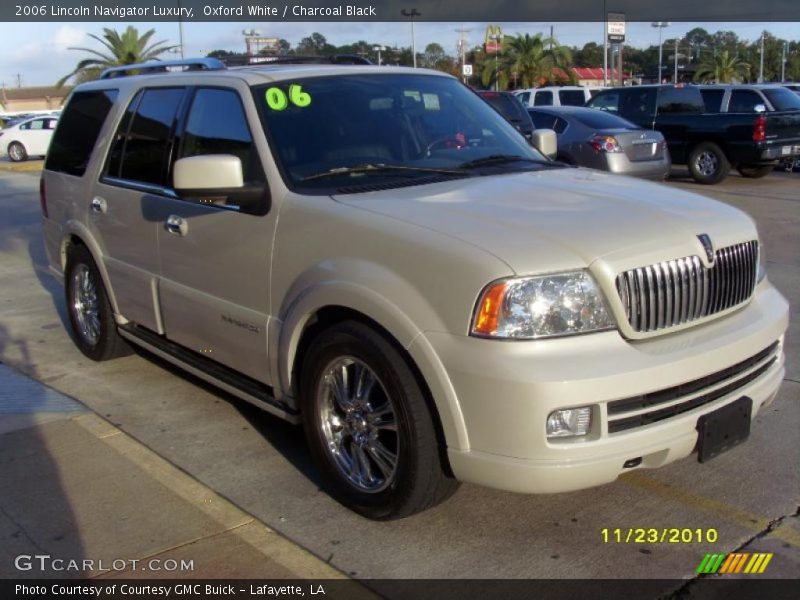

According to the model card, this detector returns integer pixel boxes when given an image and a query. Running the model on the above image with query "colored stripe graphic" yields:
[699,552,773,574]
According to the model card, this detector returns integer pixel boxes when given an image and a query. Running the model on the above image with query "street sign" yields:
[463,64,473,76]
[607,12,626,43]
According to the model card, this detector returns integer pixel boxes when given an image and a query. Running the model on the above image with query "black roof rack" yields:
[238,54,373,67]
[99,58,227,80]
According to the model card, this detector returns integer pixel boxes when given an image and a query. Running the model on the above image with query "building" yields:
[0,86,72,116]
[547,67,631,86]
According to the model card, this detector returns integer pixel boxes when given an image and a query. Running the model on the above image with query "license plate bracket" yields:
[696,396,752,463]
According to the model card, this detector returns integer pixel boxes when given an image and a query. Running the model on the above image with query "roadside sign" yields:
[463,64,473,76]
[607,12,626,43]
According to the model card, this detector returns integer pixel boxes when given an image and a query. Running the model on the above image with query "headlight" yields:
[471,271,615,339]
[756,243,767,283]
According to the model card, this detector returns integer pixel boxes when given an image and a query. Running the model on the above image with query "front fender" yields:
[271,264,470,451]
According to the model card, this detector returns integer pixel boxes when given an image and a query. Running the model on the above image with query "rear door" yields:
[93,86,187,332]
[156,85,275,383]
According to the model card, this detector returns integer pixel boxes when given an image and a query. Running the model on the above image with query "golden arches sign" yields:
[484,25,503,53]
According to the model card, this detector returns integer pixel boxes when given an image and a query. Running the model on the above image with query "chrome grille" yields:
[616,240,758,333]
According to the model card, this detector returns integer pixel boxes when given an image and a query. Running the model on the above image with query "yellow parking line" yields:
[623,472,800,548]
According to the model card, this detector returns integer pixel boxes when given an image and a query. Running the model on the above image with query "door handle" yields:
[90,197,107,214]
[165,215,188,237]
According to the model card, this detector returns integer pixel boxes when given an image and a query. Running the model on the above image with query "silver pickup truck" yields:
[41,58,788,519]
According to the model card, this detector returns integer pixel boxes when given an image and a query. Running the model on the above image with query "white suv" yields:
[41,58,788,519]
[514,85,601,108]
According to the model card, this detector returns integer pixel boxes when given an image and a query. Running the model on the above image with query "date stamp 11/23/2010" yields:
[601,528,719,544]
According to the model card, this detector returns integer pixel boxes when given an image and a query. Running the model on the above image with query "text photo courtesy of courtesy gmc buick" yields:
[41,58,788,519]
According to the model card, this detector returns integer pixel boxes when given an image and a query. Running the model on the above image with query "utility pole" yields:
[782,41,787,82]
[651,22,669,83]
[15,74,22,88]
[455,25,471,83]
[401,8,421,68]
[674,37,679,83]
[603,0,607,86]
[758,31,765,83]
[177,0,185,58]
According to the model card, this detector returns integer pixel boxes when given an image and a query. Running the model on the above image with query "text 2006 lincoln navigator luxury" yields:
[41,58,788,519]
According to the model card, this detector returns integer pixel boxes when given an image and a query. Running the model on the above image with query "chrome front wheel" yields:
[300,321,458,519]
[317,356,399,493]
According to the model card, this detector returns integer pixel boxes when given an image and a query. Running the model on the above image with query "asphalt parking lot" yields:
[0,166,797,591]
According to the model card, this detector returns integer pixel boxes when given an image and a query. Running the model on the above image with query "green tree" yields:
[421,43,448,69]
[486,33,575,90]
[573,42,603,67]
[57,26,177,87]
[693,49,750,83]
[296,32,335,56]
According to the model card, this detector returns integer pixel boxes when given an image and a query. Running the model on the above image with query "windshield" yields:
[254,74,546,193]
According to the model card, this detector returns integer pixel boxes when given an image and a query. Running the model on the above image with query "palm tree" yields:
[57,27,177,87]
[693,50,750,83]
[482,33,576,90]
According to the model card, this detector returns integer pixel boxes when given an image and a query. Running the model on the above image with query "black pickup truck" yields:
[586,84,800,184]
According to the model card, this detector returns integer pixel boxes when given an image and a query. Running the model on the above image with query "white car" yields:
[514,85,603,108]
[0,115,59,162]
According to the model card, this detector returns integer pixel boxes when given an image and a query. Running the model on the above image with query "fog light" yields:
[547,407,592,438]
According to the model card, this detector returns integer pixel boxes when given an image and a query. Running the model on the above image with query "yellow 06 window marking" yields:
[265,84,312,111]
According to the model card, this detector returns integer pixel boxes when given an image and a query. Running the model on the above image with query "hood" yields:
[333,167,757,275]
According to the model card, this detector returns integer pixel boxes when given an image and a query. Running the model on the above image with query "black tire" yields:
[300,321,458,519]
[737,165,774,179]
[688,142,730,185]
[64,244,131,361]
[7,142,27,162]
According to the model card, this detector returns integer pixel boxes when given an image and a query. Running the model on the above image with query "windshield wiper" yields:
[458,154,551,169]
[300,163,465,182]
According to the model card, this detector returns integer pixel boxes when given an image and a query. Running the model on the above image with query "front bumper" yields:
[415,281,788,494]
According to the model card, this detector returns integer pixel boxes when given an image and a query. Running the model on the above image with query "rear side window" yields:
[117,88,185,186]
[761,88,800,111]
[533,91,553,106]
[552,117,569,134]
[179,88,263,183]
[558,90,586,106]
[700,89,725,113]
[517,91,530,105]
[529,111,556,129]
[728,90,763,113]
[46,89,118,177]
[657,87,704,114]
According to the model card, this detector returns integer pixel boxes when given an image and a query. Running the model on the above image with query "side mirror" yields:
[173,155,269,214]
[532,129,558,159]
[753,103,767,113]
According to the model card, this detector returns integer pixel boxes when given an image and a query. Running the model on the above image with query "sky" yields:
[1,20,798,87]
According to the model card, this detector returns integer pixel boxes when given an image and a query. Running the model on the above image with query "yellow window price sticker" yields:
[265,84,312,111]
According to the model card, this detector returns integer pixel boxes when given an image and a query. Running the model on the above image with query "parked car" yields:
[476,90,535,140]
[782,83,800,94]
[587,84,800,183]
[0,115,59,161]
[42,58,787,519]
[527,106,670,180]
[514,86,601,108]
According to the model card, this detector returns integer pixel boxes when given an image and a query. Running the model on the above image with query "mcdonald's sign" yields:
[484,25,503,53]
